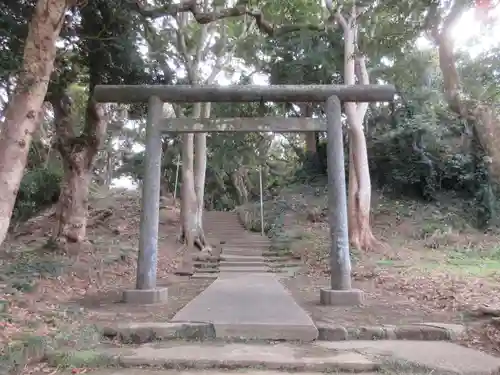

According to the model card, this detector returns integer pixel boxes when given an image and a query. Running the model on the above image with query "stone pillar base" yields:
[319,288,364,306]
[122,288,168,304]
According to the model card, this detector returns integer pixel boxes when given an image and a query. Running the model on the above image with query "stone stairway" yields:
[192,211,300,279]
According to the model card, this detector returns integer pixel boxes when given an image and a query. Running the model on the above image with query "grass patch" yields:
[439,246,500,277]
[47,349,113,368]
[374,245,500,278]
[0,247,66,293]
[0,322,103,374]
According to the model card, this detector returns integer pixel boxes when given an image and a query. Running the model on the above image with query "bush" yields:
[11,166,63,226]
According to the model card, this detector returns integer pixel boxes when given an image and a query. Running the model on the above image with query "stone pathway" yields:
[193,212,298,278]
[55,340,500,375]
[173,212,317,340]
[81,211,500,375]
[171,273,318,341]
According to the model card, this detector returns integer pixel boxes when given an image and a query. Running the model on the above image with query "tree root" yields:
[177,228,212,255]
[350,225,390,253]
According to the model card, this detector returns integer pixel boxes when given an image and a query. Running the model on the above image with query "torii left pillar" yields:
[123,96,168,304]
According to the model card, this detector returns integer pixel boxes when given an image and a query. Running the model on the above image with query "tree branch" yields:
[355,56,369,118]
[334,10,348,30]
[132,0,325,37]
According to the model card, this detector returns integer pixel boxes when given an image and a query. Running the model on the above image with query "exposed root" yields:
[178,227,212,254]
[350,222,390,252]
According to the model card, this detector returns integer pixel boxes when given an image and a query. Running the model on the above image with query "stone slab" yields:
[222,255,266,261]
[94,342,377,372]
[122,288,168,304]
[191,273,218,279]
[318,340,500,375]
[219,266,270,273]
[220,261,268,267]
[50,340,500,375]
[222,243,266,246]
[87,370,381,375]
[223,249,265,256]
[172,274,318,341]
[319,288,364,306]
[316,322,466,341]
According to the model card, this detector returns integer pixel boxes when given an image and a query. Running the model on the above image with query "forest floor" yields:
[240,181,500,355]
[2,185,500,374]
[0,190,212,375]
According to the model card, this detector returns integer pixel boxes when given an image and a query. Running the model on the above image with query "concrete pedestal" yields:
[123,288,168,304]
[320,288,364,306]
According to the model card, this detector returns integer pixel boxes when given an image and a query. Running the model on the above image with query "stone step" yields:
[272,261,302,268]
[191,273,219,279]
[263,251,294,257]
[210,239,269,244]
[223,244,268,249]
[219,266,270,273]
[193,261,218,267]
[223,249,264,256]
[220,261,267,267]
[192,255,220,262]
[266,256,295,262]
[205,229,246,233]
[194,267,219,273]
[221,254,266,262]
[50,340,500,375]
[221,239,270,244]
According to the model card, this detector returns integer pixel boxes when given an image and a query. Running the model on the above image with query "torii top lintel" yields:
[92,84,396,104]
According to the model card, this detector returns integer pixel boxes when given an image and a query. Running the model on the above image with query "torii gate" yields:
[93,84,396,305]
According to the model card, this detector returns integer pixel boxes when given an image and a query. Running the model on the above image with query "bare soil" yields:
[0,190,213,374]
[283,273,462,327]
[3,187,500,375]
[278,190,500,354]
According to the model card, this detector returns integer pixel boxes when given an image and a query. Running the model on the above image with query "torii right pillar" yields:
[320,95,363,306]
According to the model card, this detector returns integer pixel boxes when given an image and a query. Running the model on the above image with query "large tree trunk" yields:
[0,0,69,246]
[54,153,92,243]
[435,29,500,187]
[179,102,211,252]
[51,93,106,244]
[193,102,211,246]
[339,8,380,251]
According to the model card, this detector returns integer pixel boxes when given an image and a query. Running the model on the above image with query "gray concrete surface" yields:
[318,340,500,375]
[222,255,266,261]
[122,288,168,304]
[172,273,318,341]
[99,342,377,372]
[220,261,268,267]
[319,288,364,306]
[218,266,271,273]
[85,371,380,375]
[71,340,500,375]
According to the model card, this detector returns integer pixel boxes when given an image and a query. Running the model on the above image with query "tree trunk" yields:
[0,0,69,246]
[179,102,212,252]
[54,153,92,243]
[435,30,500,187]
[193,102,211,247]
[340,10,380,251]
[50,93,106,245]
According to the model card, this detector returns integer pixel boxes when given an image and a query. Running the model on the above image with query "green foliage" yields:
[11,167,62,226]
